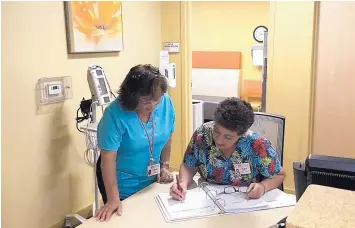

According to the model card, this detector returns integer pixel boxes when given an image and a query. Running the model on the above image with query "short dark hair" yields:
[118,64,168,111]
[214,97,254,135]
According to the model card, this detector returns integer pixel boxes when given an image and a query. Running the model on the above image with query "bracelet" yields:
[160,161,170,166]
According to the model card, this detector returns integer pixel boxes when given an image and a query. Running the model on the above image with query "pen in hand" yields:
[176,174,184,201]
[176,174,182,191]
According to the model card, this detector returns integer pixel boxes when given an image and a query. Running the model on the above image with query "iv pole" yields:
[260,31,268,112]
[65,64,112,228]
[64,103,99,228]
[89,102,100,214]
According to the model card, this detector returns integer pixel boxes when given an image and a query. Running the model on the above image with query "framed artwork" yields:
[64,1,124,53]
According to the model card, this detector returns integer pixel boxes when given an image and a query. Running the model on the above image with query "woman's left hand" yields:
[158,167,174,183]
[246,183,265,199]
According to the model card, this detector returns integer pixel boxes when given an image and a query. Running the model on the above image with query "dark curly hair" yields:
[214,97,254,136]
[118,64,168,111]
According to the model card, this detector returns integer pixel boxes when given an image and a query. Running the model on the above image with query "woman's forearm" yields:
[160,135,172,167]
[260,167,286,192]
[101,150,120,201]
[179,163,198,188]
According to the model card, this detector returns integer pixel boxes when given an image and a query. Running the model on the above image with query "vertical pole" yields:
[90,102,99,214]
[91,103,97,123]
[93,143,99,214]
[261,31,268,112]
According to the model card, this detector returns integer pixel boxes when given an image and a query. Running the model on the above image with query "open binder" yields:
[155,182,296,222]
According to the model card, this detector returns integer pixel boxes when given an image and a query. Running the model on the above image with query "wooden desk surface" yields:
[79,176,294,228]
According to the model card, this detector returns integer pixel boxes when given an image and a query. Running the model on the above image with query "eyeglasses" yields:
[216,186,248,196]
[199,184,249,206]
[139,96,161,105]
[200,182,248,195]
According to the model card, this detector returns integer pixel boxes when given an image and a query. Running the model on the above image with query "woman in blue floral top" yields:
[170,98,285,200]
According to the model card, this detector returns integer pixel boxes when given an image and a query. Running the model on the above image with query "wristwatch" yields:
[160,161,170,168]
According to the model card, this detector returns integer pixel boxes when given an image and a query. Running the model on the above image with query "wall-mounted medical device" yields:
[87,64,113,106]
[161,63,176,88]
[37,76,72,105]
[70,64,117,226]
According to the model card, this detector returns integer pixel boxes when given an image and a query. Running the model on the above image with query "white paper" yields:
[252,49,264,66]
[159,51,169,74]
[159,51,169,65]
[155,184,296,222]
[156,191,220,222]
[207,185,296,213]
[163,42,180,53]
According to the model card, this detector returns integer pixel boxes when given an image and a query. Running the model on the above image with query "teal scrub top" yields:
[97,93,175,199]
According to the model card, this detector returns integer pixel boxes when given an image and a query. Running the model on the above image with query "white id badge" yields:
[234,163,251,175]
[147,163,160,176]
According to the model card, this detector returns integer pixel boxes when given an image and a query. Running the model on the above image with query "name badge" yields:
[147,163,160,177]
[234,163,251,175]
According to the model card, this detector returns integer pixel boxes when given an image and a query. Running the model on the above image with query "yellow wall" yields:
[312,2,355,159]
[190,1,269,81]
[190,1,317,193]
[1,1,161,228]
[267,2,317,192]
[1,2,319,228]
[161,2,192,171]
[161,2,183,171]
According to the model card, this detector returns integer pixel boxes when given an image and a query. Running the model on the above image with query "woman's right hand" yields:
[94,198,122,222]
[169,183,187,201]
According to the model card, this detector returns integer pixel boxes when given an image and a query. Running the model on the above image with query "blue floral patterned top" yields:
[183,121,281,186]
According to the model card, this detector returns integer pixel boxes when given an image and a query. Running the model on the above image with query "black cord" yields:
[110,91,117,98]
[75,98,93,133]
[76,122,84,133]
[76,107,85,133]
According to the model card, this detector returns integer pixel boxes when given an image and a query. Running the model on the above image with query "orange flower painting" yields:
[64,1,123,53]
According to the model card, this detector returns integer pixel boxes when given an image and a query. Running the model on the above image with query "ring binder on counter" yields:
[155,182,296,222]
[199,182,226,213]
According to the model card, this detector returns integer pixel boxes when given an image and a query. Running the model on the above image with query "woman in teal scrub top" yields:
[94,64,175,221]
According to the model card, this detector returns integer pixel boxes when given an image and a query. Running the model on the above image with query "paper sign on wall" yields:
[159,51,169,74]
[252,49,264,66]
[251,44,264,67]
[163,42,180,53]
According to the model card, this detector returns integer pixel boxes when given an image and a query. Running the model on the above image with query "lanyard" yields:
[138,115,155,164]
